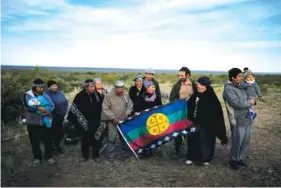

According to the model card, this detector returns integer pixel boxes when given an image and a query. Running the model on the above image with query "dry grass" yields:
[1,86,281,187]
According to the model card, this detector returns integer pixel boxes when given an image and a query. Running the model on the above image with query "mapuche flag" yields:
[118,99,196,154]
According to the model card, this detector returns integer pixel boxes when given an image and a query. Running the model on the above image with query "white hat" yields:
[114,80,125,88]
[145,68,155,75]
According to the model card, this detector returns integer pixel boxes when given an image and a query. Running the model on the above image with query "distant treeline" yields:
[1,66,281,125]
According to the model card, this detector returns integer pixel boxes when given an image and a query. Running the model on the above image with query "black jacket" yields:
[93,88,107,113]
[134,92,163,113]
[129,85,145,113]
[188,87,227,141]
[67,89,101,136]
[169,79,197,102]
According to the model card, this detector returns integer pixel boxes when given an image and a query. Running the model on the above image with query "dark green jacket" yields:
[169,80,197,102]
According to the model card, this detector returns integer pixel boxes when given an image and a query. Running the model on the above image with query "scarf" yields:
[144,92,156,102]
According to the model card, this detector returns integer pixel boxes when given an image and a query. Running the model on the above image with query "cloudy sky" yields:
[2,0,281,72]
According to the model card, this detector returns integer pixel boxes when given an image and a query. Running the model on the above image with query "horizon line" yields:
[2,64,281,74]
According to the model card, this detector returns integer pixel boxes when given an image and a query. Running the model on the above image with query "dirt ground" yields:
[1,90,281,187]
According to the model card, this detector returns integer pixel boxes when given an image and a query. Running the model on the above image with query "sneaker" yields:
[185,160,193,165]
[203,162,210,166]
[47,158,56,164]
[33,159,41,165]
[247,112,253,118]
[237,160,248,167]
[229,161,239,170]
[252,113,257,120]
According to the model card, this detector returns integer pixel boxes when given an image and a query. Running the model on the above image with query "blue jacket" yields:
[27,95,53,115]
[46,90,68,116]
[23,90,55,126]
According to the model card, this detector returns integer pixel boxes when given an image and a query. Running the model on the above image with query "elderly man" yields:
[143,68,162,102]
[223,68,256,170]
[101,80,133,161]
[169,67,197,157]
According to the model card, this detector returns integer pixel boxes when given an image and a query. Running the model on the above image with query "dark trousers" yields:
[27,125,53,160]
[51,113,65,148]
[187,127,216,163]
[174,137,182,154]
[174,135,188,154]
[81,133,101,159]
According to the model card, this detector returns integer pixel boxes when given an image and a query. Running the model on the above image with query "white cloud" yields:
[2,0,281,72]
[140,0,250,12]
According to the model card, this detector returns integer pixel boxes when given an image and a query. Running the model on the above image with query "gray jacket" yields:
[101,90,133,121]
[223,81,253,126]
[241,81,262,98]
[23,90,55,126]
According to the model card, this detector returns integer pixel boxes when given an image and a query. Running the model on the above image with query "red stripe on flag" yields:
[129,118,193,151]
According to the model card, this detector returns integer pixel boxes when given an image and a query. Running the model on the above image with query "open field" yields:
[1,67,281,186]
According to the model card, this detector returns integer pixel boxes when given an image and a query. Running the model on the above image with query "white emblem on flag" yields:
[172,132,179,137]
[164,137,170,141]
[182,130,188,134]
[157,141,163,145]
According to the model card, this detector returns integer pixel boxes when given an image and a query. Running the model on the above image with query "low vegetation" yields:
[1,66,281,186]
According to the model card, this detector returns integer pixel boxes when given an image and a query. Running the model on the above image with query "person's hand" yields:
[123,113,129,119]
[135,112,140,115]
[250,98,256,105]
[38,106,47,113]
[113,119,119,125]
[221,136,228,146]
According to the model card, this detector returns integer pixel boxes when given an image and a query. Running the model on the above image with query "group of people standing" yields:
[23,79,68,164]
[23,66,261,170]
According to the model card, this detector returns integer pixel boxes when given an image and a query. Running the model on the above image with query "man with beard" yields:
[67,79,102,162]
[169,67,197,157]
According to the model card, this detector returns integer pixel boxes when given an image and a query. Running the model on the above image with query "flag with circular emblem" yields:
[118,99,196,154]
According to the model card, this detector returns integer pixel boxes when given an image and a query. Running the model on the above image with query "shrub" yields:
[1,73,27,125]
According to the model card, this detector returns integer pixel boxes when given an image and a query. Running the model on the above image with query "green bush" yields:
[1,73,27,124]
